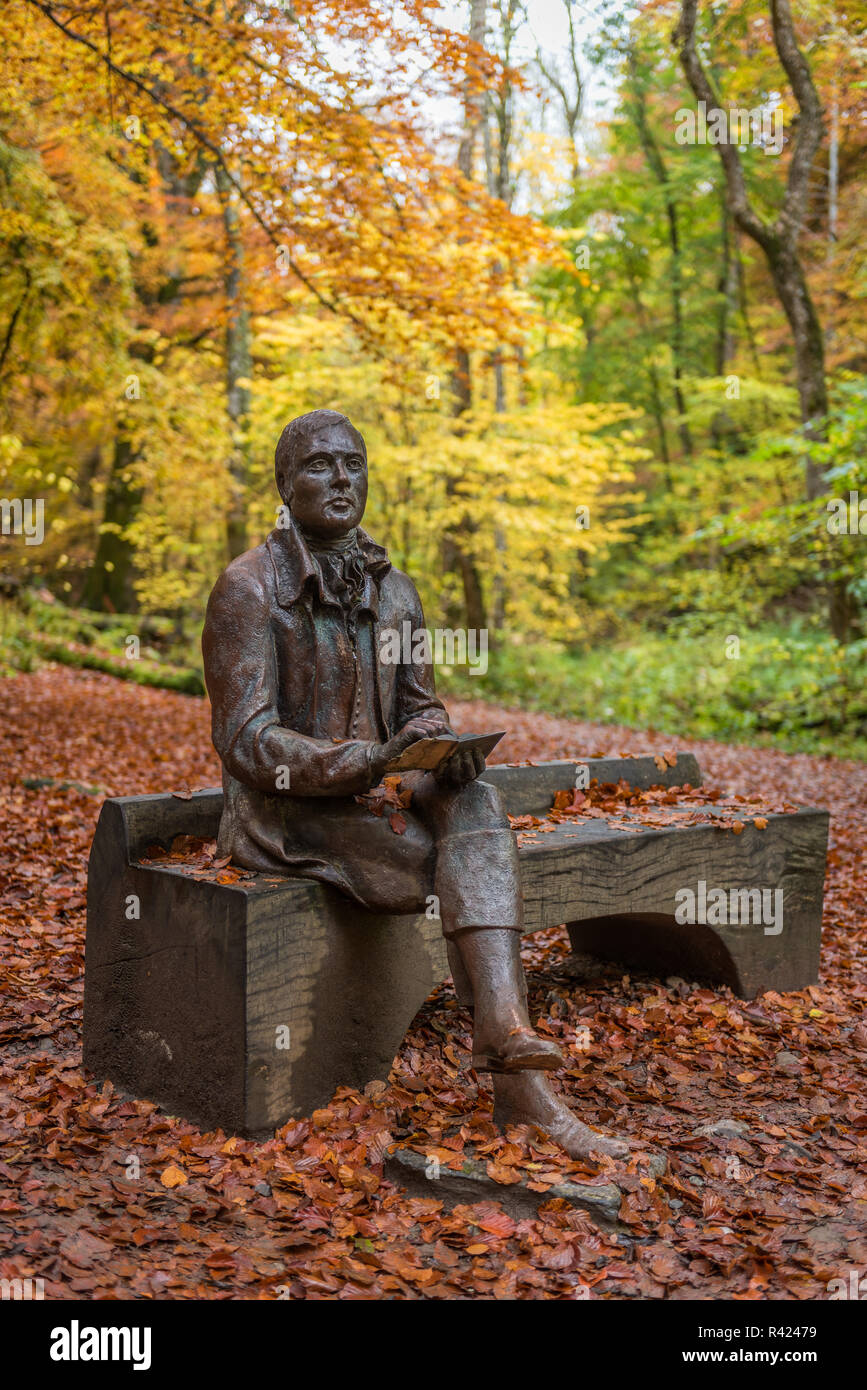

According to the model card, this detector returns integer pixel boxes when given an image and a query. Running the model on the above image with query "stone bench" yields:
[83,754,828,1137]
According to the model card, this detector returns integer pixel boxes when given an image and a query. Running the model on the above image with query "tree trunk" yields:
[443,0,488,633]
[485,0,521,634]
[216,163,251,560]
[674,0,853,639]
[81,435,143,612]
[715,200,736,377]
[710,199,739,455]
[82,140,208,611]
[763,234,829,498]
[625,48,693,458]
[626,270,672,471]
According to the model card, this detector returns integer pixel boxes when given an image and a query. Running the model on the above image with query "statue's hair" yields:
[274,410,366,498]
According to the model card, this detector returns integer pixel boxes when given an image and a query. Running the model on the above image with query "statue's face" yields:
[284,419,368,539]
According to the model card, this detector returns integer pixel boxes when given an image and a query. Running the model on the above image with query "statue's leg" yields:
[492,1072,632,1162]
[410,777,647,1162]
[445,939,474,1006]
[452,928,562,1072]
[411,776,561,1073]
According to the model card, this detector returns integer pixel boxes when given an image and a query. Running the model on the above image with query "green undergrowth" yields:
[441,620,867,760]
[3,594,865,758]
[0,593,204,695]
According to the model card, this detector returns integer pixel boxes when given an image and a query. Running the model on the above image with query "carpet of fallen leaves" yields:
[1,668,865,1301]
[511,773,792,847]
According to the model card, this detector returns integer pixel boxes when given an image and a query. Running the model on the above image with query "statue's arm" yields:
[202,564,379,797]
[392,577,452,732]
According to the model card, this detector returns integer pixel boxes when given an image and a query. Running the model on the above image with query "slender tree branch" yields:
[674,0,824,254]
[673,0,772,250]
[769,0,825,241]
[0,265,32,380]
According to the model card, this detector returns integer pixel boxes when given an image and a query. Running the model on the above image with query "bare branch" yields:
[674,0,825,255]
[672,0,772,250]
[535,0,584,177]
[769,0,825,241]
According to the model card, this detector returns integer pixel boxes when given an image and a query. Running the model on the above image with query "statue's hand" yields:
[368,715,451,784]
[433,744,486,788]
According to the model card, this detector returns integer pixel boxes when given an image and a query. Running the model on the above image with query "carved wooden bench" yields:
[83,755,828,1137]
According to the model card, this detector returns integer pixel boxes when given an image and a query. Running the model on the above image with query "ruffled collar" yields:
[267,513,391,616]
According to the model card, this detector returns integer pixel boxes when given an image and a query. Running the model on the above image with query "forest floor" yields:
[1,667,865,1300]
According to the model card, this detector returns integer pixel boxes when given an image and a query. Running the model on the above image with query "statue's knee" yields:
[416,772,508,833]
[455,776,506,824]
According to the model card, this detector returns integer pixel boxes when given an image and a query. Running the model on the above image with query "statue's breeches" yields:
[218,770,523,936]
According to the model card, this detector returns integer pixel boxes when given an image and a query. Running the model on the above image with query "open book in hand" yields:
[384,730,506,774]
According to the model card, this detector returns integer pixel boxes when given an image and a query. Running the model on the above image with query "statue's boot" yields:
[493,1071,632,1162]
[473,1026,564,1074]
[451,928,564,1074]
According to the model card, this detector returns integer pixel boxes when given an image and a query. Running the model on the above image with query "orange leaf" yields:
[160,1163,187,1188]
[477,1209,516,1236]
[485,1161,521,1185]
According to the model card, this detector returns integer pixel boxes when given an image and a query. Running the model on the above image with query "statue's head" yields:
[274,409,368,540]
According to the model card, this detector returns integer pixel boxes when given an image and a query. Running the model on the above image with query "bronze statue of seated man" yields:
[202,409,629,1162]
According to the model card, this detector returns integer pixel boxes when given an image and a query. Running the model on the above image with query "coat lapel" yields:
[267,517,393,734]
